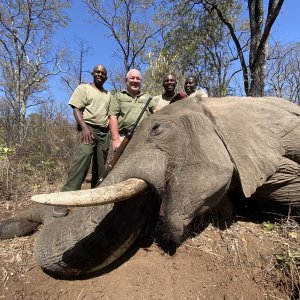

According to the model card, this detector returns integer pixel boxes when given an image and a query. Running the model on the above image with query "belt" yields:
[86,123,109,132]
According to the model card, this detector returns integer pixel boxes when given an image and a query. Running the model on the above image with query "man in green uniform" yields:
[184,76,208,97]
[153,73,178,112]
[53,64,110,217]
[109,69,156,151]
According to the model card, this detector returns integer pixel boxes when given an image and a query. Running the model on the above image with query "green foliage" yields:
[0,146,15,161]
[262,221,276,231]
[144,50,184,94]
[145,0,242,96]
[276,252,300,271]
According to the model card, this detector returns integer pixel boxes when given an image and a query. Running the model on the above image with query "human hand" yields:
[81,127,94,144]
[112,138,121,151]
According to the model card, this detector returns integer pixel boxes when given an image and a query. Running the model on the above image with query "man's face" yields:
[162,75,177,93]
[92,65,107,87]
[126,70,142,95]
[184,78,196,95]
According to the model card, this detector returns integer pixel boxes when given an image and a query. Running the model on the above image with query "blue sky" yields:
[52,0,300,104]
[269,0,300,43]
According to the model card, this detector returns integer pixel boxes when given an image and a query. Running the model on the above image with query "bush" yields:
[0,102,78,203]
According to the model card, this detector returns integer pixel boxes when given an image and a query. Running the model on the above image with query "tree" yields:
[83,0,166,81]
[60,40,93,94]
[144,0,242,96]
[0,0,70,143]
[192,0,284,96]
[144,50,183,95]
[266,42,300,104]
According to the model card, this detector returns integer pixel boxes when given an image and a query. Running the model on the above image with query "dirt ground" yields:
[0,196,299,300]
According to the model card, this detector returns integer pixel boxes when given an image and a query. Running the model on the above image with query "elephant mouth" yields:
[31,178,152,207]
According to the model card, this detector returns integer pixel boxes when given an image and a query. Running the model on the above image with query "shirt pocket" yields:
[137,97,151,115]
[119,98,132,117]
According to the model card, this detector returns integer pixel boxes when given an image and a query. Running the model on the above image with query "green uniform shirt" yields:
[69,84,111,127]
[109,90,155,132]
[152,93,174,110]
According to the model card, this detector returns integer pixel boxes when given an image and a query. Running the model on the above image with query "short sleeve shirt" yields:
[152,94,173,110]
[189,89,208,98]
[69,84,111,127]
[109,90,155,132]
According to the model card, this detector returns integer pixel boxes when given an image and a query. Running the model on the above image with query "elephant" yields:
[1,96,300,277]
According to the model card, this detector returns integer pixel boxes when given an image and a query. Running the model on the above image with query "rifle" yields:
[97,96,153,186]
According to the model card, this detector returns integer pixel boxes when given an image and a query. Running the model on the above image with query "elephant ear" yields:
[197,97,299,198]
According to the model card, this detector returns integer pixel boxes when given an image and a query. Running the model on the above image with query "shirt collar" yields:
[121,89,145,98]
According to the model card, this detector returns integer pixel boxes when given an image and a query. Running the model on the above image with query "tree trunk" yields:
[247,0,284,96]
[249,41,268,96]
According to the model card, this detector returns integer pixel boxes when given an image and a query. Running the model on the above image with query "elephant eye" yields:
[150,122,164,136]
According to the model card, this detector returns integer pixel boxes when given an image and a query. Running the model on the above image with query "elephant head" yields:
[4,96,300,277]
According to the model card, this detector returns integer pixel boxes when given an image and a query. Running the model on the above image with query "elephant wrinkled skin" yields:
[1,96,300,277]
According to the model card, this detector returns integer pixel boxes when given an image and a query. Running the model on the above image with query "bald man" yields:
[53,64,111,217]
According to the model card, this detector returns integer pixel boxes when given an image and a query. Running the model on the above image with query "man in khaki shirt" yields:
[153,73,178,112]
[53,64,110,217]
[109,69,156,151]
[184,76,208,98]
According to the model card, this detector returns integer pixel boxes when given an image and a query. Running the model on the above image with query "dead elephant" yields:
[1,96,300,277]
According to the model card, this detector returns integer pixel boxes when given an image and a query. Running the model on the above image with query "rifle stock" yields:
[97,96,153,186]
[97,134,131,185]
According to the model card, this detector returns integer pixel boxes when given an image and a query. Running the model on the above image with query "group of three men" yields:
[53,64,207,217]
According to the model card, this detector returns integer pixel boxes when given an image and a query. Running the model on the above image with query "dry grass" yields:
[0,106,78,206]
[0,232,36,293]
[185,209,300,299]
[270,218,300,299]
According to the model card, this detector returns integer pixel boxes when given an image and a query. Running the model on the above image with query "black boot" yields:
[52,206,69,218]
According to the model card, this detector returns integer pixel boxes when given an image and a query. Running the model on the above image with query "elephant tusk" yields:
[31,178,149,207]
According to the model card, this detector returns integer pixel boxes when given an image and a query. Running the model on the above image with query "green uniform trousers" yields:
[61,125,110,191]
